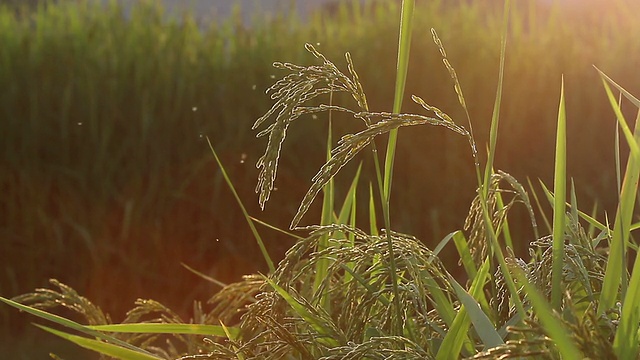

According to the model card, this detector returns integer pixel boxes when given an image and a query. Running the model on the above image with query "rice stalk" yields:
[253,43,369,211]
[252,43,469,230]
[464,170,537,266]
[292,107,467,229]
[11,279,110,327]
[235,224,460,358]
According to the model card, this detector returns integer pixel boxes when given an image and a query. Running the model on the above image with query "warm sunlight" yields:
[2,0,639,358]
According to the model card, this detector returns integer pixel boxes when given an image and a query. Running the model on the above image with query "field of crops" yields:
[1,0,638,357]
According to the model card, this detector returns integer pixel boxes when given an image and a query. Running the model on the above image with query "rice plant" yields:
[2,0,639,330]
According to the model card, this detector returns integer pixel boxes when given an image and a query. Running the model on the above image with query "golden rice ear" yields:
[254,43,470,228]
[253,44,369,210]
[11,279,111,326]
[430,28,480,166]
[431,28,467,110]
[464,171,537,265]
[345,51,369,112]
[291,111,468,229]
[411,95,455,124]
[254,81,313,210]
[240,223,455,358]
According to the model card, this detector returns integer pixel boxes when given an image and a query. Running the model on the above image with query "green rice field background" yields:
[1,0,638,357]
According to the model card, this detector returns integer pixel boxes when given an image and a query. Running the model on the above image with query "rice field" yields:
[1,0,639,357]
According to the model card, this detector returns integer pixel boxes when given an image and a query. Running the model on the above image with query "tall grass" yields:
[4,0,640,354]
[2,0,640,358]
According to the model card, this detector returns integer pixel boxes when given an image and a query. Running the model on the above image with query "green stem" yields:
[381,0,414,336]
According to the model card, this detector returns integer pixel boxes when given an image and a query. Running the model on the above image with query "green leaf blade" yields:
[0,297,156,356]
[511,271,584,360]
[88,323,240,339]
[36,325,163,360]
[597,74,640,315]
[551,77,567,310]
[264,276,340,347]
[449,260,504,349]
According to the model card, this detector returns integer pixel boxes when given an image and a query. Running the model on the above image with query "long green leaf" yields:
[432,230,456,256]
[338,165,362,284]
[539,180,607,232]
[368,182,378,236]
[383,0,414,198]
[0,297,156,357]
[315,115,337,311]
[614,248,640,359]
[206,137,275,273]
[511,269,583,360]
[263,276,340,347]
[595,66,640,108]
[36,325,162,360]
[220,320,246,360]
[88,323,240,339]
[448,262,503,349]
[482,0,511,191]
[495,191,515,251]
[451,230,477,280]
[598,72,640,155]
[436,260,491,359]
[615,94,623,198]
[597,73,640,358]
[248,216,303,240]
[551,77,567,310]
[340,264,390,307]
[423,275,456,328]
[473,0,526,329]
[181,263,228,289]
[381,0,415,336]
[336,163,362,225]
[597,76,640,315]
[528,177,552,235]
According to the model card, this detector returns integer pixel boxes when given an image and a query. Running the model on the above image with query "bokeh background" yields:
[1,0,639,357]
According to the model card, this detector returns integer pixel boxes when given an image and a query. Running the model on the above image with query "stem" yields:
[382,0,415,336]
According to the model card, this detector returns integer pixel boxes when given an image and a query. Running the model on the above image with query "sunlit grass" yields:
[2,0,638,313]
[2,0,640,358]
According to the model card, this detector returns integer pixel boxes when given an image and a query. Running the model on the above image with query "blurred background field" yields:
[1,0,638,357]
